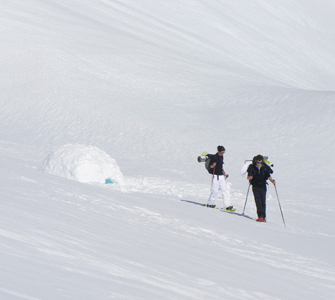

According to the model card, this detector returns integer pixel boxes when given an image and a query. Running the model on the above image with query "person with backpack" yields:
[206,145,235,211]
[247,154,276,222]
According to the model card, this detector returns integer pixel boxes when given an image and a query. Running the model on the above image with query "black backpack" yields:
[197,153,215,174]
[205,154,216,174]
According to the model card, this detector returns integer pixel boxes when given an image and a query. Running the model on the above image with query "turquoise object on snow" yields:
[105,178,115,184]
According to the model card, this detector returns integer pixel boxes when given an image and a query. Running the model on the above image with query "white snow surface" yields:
[1,0,335,299]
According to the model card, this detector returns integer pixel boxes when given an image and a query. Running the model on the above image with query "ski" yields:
[222,207,236,212]
[202,204,236,212]
[180,200,254,220]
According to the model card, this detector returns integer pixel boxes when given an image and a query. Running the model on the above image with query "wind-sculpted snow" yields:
[0,0,335,299]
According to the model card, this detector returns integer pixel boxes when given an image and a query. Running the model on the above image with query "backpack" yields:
[205,154,215,174]
[197,152,215,174]
[240,160,252,176]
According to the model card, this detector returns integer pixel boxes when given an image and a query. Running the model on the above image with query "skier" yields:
[207,145,235,211]
[247,154,275,222]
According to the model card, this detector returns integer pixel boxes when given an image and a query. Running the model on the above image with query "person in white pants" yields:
[208,174,231,208]
[207,145,234,211]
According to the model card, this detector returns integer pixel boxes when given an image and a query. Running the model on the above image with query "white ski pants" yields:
[207,175,231,207]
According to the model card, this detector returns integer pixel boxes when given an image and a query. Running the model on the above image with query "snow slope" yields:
[1,0,335,299]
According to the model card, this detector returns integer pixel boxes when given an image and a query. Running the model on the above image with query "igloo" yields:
[42,144,124,184]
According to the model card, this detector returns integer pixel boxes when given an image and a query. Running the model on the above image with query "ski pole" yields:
[274,184,286,227]
[242,183,251,215]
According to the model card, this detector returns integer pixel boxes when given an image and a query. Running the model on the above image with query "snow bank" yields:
[42,144,124,184]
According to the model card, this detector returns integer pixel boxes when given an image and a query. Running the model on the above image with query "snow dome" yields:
[42,144,124,184]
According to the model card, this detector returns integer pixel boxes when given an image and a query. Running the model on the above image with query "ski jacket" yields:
[208,153,224,175]
[247,163,273,188]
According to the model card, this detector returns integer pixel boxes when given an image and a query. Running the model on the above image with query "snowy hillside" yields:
[1,0,335,299]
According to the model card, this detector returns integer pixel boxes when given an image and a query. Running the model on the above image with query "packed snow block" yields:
[42,144,124,184]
